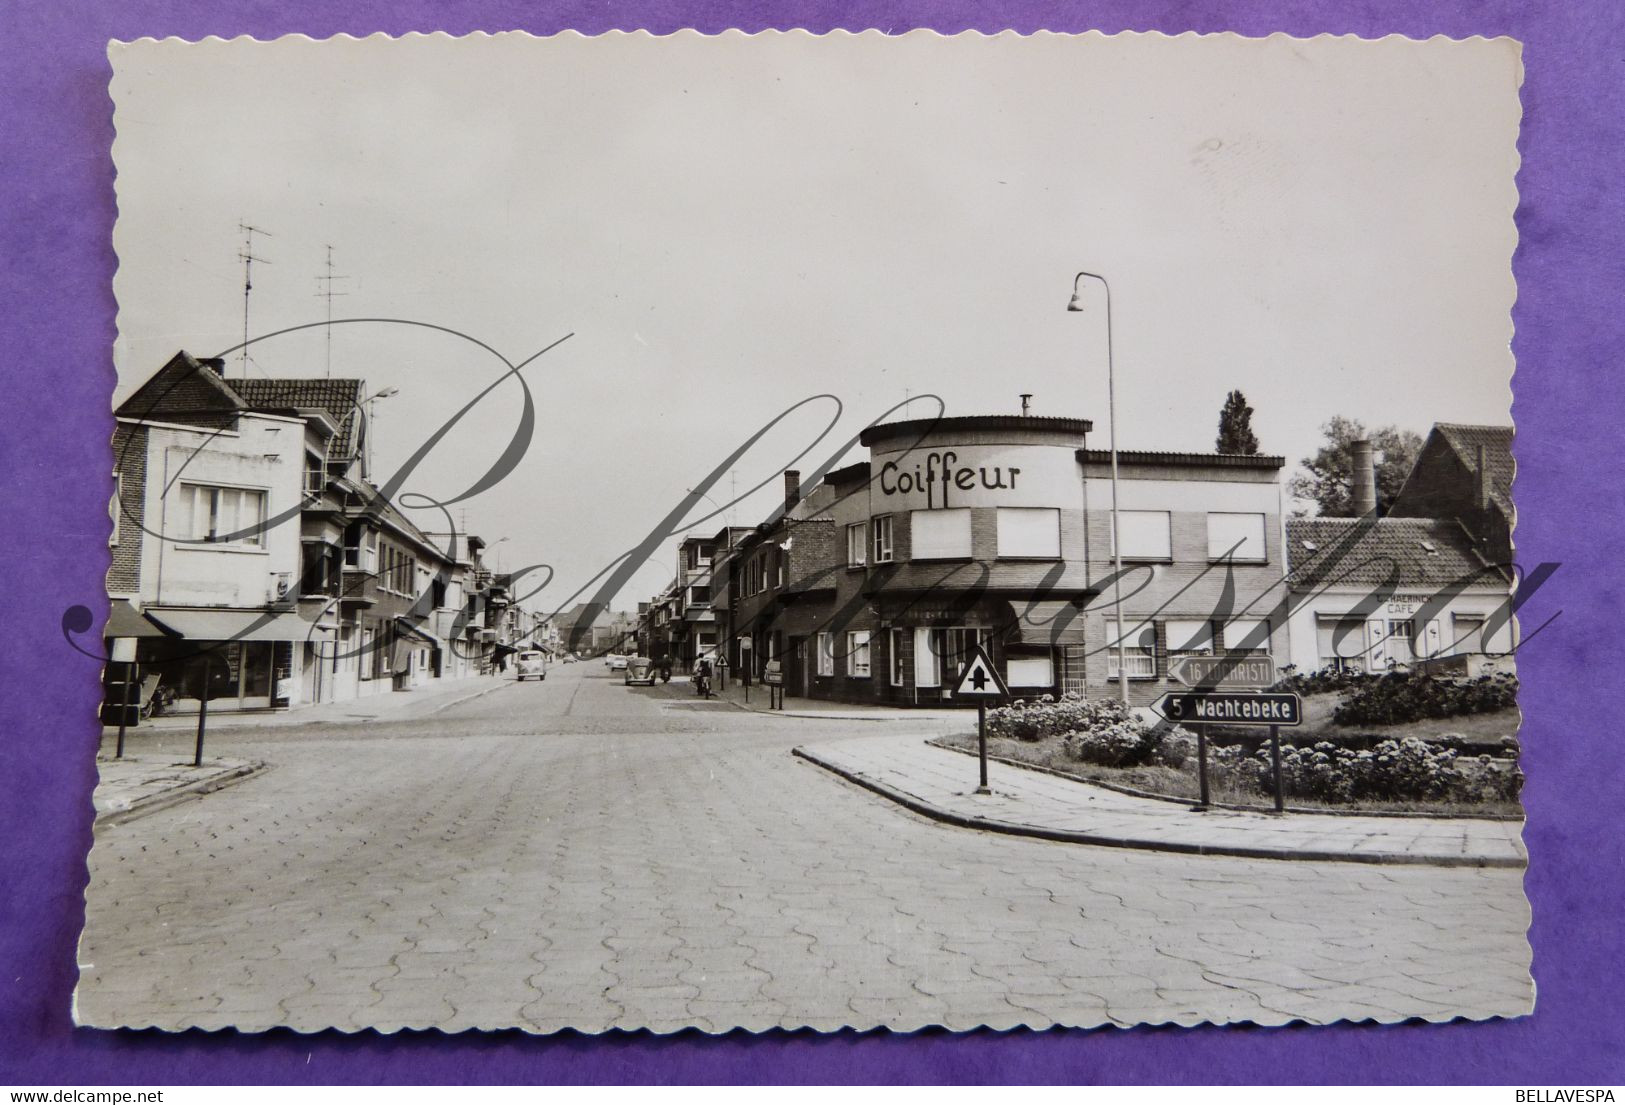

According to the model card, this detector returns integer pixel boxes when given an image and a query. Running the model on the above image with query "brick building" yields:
[709,414,1288,708]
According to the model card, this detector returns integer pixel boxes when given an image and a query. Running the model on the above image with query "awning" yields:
[395,618,443,648]
[105,599,177,639]
[1005,601,1088,647]
[146,607,321,643]
[492,642,519,657]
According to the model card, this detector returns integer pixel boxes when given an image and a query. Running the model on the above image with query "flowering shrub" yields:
[1208,736,1520,804]
[1333,672,1518,726]
[1270,664,1373,697]
[987,692,1130,743]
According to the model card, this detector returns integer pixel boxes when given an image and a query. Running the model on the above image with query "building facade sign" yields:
[870,444,1078,511]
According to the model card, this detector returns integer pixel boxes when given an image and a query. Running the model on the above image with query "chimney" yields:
[1020,393,1033,417]
[200,356,227,375]
[1476,443,1492,511]
[1351,439,1378,517]
[783,469,801,515]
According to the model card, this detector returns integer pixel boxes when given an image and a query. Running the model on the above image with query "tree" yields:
[1288,416,1424,516]
[1216,390,1260,455]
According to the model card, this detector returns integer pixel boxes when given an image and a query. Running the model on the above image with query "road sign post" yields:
[952,645,1010,795]
[1153,691,1301,814]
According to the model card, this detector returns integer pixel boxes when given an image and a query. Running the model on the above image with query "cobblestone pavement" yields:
[77,666,1533,1034]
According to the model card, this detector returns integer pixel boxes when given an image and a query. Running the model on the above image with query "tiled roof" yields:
[1434,423,1514,515]
[228,378,368,460]
[1285,516,1506,591]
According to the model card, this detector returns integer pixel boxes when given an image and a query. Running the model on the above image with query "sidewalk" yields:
[794,734,1527,868]
[674,673,969,729]
[93,753,265,826]
[100,671,510,740]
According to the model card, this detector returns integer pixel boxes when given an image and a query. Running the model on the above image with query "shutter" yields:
[1366,619,1388,670]
[1423,619,1442,660]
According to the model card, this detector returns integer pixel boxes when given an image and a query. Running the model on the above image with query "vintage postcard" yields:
[82,30,1529,1034]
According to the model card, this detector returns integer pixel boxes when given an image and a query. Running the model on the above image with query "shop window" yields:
[847,522,867,566]
[816,632,834,677]
[910,508,971,560]
[996,508,1061,559]
[872,515,894,563]
[1006,654,1054,687]
[846,630,871,678]
[359,627,376,680]
[174,482,267,546]
[915,626,989,687]
[1207,512,1267,562]
[890,628,906,686]
[1111,510,1171,561]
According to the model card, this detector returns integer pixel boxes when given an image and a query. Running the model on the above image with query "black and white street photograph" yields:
[81,30,1530,1034]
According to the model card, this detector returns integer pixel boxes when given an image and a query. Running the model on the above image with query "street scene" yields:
[84,32,1529,1034]
[79,662,1531,1033]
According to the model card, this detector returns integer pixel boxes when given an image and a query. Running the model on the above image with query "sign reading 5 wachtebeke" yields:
[1153,691,1302,726]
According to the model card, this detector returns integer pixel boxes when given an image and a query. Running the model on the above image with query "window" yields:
[1166,618,1216,655]
[689,585,710,606]
[846,522,867,567]
[359,627,376,680]
[304,451,326,497]
[1105,621,1157,679]
[1222,618,1272,654]
[816,632,835,677]
[910,508,972,560]
[1112,510,1171,561]
[1387,618,1416,664]
[774,552,785,589]
[891,628,906,686]
[871,515,894,563]
[846,630,872,678]
[915,626,989,688]
[174,483,266,546]
[110,471,121,546]
[997,508,1061,558]
[1006,654,1054,687]
[1208,512,1267,562]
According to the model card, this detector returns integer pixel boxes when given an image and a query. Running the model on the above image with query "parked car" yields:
[605,654,629,671]
[624,656,656,686]
[515,650,548,681]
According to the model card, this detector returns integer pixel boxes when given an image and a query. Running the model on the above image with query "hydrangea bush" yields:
[986,692,1194,769]
[1333,671,1519,726]
[1210,736,1522,804]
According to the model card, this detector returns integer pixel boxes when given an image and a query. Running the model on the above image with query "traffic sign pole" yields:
[976,700,990,795]
[1269,724,1284,813]
[1194,723,1210,810]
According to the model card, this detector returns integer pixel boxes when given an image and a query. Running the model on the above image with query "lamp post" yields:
[361,385,399,479]
[1069,271,1130,704]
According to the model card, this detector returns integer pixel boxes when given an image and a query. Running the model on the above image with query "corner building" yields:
[726,415,1287,707]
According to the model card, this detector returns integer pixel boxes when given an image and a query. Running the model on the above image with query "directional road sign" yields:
[953,645,1009,698]
[1152,691,1302,727]
[1167,653,1275,690]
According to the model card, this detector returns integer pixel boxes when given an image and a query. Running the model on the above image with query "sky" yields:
[108,30,1522,613]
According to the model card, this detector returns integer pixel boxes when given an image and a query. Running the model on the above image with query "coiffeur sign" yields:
[871,444,1077,511]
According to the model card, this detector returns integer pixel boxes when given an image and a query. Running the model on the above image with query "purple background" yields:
[0,0,1617,1086]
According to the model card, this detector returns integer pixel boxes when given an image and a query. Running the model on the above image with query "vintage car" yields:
[514,650,548,681]
[623,656,657,686]
[604,653,629,671]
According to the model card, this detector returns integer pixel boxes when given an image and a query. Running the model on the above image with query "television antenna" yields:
[314,244,350,379]
[236,221,273,377]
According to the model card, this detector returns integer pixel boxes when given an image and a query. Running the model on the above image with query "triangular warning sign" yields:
[953,645,1010,698]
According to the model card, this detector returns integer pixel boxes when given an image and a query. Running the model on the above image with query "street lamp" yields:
[1069,271,1130,705]
[361,385,400,479]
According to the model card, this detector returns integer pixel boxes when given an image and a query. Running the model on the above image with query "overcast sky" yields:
[109,31,1521,612]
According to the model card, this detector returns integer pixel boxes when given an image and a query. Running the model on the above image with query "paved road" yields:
[78,664,1533,1033]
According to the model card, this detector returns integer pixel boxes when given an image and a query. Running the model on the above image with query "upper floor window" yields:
[872,515,894,563]
[689,585,711,606]
[1207,512,1267,562]
[175,482,266,546]
[1111,510,1171,561]
[997,507,1061,558]
[910,508,972,560]
[846,522,867,567]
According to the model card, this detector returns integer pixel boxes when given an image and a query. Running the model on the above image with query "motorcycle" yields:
[658,661,672,684]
